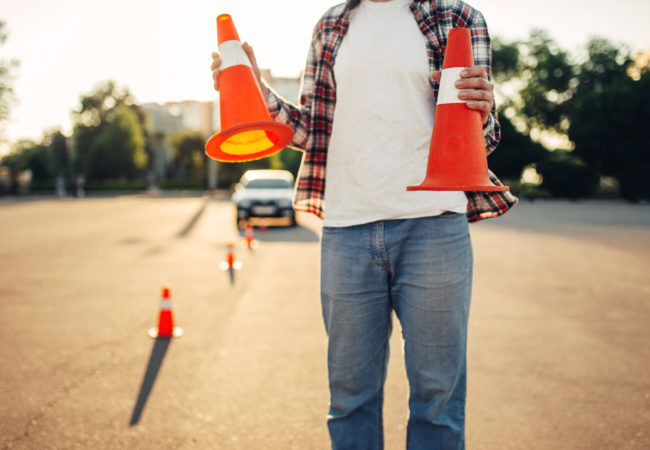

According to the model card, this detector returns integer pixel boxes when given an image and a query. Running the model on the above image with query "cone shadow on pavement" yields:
[175,197,209,238]
[129,337,172,426]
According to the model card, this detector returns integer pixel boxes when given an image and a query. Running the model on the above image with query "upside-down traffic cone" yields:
[205,14,293,163]
[148,285,183,338]
[407,27,508,192]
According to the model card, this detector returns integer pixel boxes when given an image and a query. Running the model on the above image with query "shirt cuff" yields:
[483,113,495,137]
[262,80,282,117]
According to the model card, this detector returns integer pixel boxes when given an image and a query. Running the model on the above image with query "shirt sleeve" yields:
[469,10,501,155]
[263,28,322,152]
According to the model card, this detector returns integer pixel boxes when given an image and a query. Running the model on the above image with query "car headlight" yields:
[237,200,252,208]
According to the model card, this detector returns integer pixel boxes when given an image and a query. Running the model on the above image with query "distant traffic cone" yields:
[205,14,293,163]
[219,242,242,285]
[227,243,235,268]
[258,219,268,234]
[244,223,255,249]
[407,27,508,192]
[148,285,183,338]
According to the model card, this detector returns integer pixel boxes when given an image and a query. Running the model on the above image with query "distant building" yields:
[260,69,302,103]
[141,70,301,179]
[141,101,218,179]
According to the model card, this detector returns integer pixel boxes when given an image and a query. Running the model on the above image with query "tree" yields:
[536,150,598,199]
[167,130,206,179]
[488,113,548,181]
[569,72,650,200]
[72,81,148,180]
[277,148,303,178]
[515,30,575,134]
[0,20,19,143]
[87,104,147,180]
[491,36,549,182]
[42,129,70,177]
[491,31,645,199]
[574,38,633,98]
[0,139,53,183]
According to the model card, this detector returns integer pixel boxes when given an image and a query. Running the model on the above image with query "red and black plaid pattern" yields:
[265,0,518,222]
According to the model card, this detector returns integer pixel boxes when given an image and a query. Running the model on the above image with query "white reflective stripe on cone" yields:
[160,299,172,310]
[219,40,252,71]
[436,67,467,106]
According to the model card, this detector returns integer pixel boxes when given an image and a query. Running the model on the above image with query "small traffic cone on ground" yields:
[219,242,242,284]
[205,14,293,162]
[258,219,268,234]
[407,27,508,192]
[148,285,183,338]
[244,223,256,249]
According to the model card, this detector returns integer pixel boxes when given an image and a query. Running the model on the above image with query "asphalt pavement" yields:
[0,195,648,449]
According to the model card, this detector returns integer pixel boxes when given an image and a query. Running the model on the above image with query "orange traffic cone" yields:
[205,14,293,163]
[258,218,268,234]
[219,242,242,285]
[244,223,255,249]
[407,27,508,192]
[148,285,183,338]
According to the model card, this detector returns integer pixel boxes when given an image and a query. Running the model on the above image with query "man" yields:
[211,0,516,448]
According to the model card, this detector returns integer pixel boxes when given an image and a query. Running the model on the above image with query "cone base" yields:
[205,121,293,162]
[148,327,184,339]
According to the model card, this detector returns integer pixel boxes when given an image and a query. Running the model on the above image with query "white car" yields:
[232,170,296,227]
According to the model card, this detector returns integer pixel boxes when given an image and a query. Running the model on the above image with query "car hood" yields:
[232,188,294,202]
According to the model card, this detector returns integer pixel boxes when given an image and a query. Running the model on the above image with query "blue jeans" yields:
[320,214,473,450]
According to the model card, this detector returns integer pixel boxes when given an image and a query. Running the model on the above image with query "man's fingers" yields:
[242,42,258,68]
[211,52,222,91]
[460,66,488,79]
[210,52,221,70]
[458,88,493,102]
[455,76,493,92]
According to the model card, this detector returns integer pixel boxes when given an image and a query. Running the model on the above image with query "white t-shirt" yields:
[322,0,468,227]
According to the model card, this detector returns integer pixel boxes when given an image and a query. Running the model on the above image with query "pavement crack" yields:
[4,366,100,449]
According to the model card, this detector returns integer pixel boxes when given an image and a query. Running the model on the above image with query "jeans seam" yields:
[377,312,390,450]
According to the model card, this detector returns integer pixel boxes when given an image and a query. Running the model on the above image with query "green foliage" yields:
[574,38,633,98]
[158,178,206,190]
[83,179,148,192]
[491,30,644,200]
[517,30,575,133]
[216,155,273,189]
[72,81,148,180]
[0,139,55,180]
[87,104,147,180]
[536,151,599,199]
[489,113,548,181]
[0,21,19,141]
[491,37,521,83]
[167,129,207,179]
[43,129,71,176]
[569,72,650,200]
[213,146,303,189]
[278,147,303,178]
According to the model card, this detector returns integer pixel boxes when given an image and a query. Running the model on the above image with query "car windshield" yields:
[244,178,293,189]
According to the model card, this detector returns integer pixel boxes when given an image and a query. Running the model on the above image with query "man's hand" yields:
[433,66,494,125]
[211,42,268,100]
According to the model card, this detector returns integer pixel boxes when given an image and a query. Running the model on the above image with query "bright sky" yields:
[1,0,649,154]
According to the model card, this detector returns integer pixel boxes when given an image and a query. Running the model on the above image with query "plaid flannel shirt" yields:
[265,0,518,222]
